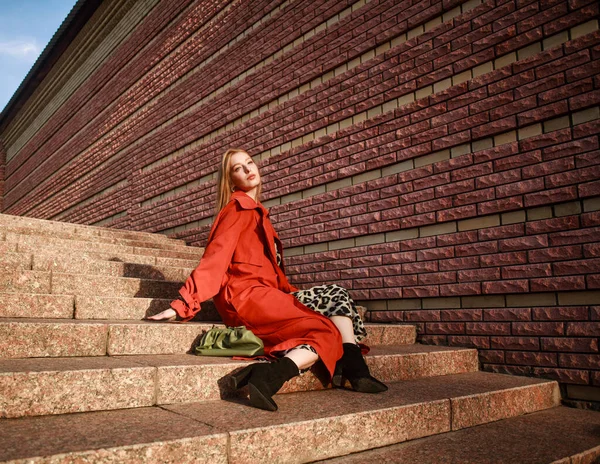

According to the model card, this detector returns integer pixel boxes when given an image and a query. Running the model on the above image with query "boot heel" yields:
[331,372,345,388]
[231,365,253,389]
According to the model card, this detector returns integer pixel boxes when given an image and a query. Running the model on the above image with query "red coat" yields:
[171,190,343,376]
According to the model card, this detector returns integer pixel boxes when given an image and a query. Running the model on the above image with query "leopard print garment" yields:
[275,242,367,345]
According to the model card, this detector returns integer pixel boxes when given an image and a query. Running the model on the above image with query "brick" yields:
[382,275,419,287]
[418,271,457,285]
[419,334,447,345]
[404,310,440,322]
[524,186,579,207]
[542,337,599,352]
[438,256,479,271]
[403,285,440,298]
[425,322,465,334]
[555,258,600,275]
[532,306,589,321]
[491,336,540,350]
[479,350,504,363]
[548,227,600,246]
[440,309,483,321]
[455,241,498,256]
[533,367,590,384]
[480,253,527,272]
[567,322,600,336]
[588,244,600,258]
[439,282,482,296]
[559,353,600,369]
[458,267,501,282]
[478,223,524,241]
[526,216,580,235]
[484,364,532,376]
[482,280,529,294]
[447,335,491,349]
[506,351,558,367]
[530,276,586,292]
[483,307,532,322]
[466,322,510,335]
[416,247,455,261]
[502,263,552,279]
[368,311,405,323]
[513,322,565,336]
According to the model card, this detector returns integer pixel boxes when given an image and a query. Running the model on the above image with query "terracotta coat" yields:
[171,191,343,376]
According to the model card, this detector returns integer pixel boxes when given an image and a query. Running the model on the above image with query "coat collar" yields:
[231,190,269,215]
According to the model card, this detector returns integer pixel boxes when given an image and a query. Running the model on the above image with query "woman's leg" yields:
[284,347,319,370]
[330,315,356,344]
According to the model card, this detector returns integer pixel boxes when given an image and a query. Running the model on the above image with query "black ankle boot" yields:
[332,343,388,393]
[231,357,299,411]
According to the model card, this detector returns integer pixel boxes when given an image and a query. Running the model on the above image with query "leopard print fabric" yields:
[275,241,367,343]
[292,284,367,342]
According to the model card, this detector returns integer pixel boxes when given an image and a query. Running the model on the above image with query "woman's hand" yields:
[146,308,177,321]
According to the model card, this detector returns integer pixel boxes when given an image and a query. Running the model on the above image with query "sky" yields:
[0,0,77,114]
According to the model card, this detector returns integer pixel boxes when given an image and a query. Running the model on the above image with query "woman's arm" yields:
[171,203,255,320]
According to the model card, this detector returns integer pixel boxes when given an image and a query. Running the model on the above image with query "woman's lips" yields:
[247,174,256,180]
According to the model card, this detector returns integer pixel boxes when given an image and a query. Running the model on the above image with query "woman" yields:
[148,148,387,411]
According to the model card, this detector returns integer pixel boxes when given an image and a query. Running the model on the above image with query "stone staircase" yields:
[0,213,598,463]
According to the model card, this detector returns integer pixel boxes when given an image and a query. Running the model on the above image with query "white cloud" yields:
[0,39,41,60]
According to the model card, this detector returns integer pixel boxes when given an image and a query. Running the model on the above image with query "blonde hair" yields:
[215,148,262,214]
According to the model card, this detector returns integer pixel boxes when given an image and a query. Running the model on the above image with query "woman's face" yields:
[230,151,260,196]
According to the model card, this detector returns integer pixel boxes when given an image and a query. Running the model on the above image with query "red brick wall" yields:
[1,0,599,400]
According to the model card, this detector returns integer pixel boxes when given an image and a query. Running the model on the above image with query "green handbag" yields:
[195,326,264,357]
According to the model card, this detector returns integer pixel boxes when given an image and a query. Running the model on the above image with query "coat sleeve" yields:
[170,203,255,320]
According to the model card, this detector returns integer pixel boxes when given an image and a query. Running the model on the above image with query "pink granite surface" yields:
[314,406,600,464]
[19,245,158,265]
[75,296,173,320]
[0,241,18,253]
[33,253,192,281]
[0,270,51,293]
[6,232,137,254]
[165,385,451,463]
[0,357,155,417]
[107,321,216,355]
[0,293,74,318]
[0,251,31,271]
[451,377,560,429]
[51,273,181,298]
[0,319,108,358]
[362,323,416,345]
[163,372,560,462]
[156,255,202,268]
[121,345,479,404]
[0,406,227,463]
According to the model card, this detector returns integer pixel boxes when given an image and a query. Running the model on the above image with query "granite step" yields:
[0,345,478,418]
[316,406,600,464]
[0,270,182,298]
[4,232,204,260]
[73,296,220,320]
[0,319,416,358]
[0,293,75,319]
[2,225,188,250]
[0,213,183,245]
[0,293,219,321]
[0,250,195,281]
[0,252,31,271]
[0,372,560,463]
[33,253,194,281]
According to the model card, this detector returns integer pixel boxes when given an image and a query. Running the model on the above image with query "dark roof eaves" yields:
[0,0,103,132]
